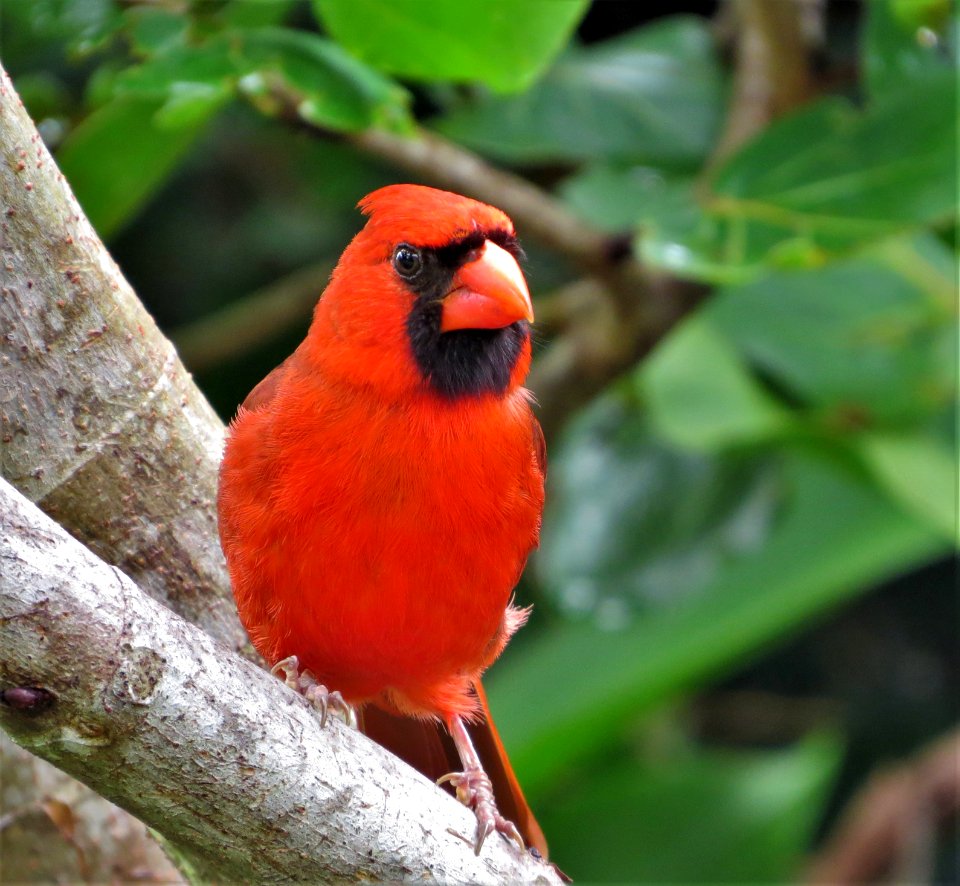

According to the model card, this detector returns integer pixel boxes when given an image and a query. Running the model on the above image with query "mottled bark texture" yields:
[0,65,245,653]
[1,480,559,883]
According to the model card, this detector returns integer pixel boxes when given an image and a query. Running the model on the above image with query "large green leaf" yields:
[312,0,588,93]
[537,393,784,625]
[17,0,122,55]
[236,28,411,131]
[434,16,725,166]
[490,431,943,793]
[642,315,793,449]
[706,236,956,425]
[56,97,214,238]
[711,74,956,235]
[857,430,957,542]
[566,165,824,283]
[539,733,842,883]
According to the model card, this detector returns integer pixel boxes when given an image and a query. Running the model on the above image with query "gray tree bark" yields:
[1,479,559,884]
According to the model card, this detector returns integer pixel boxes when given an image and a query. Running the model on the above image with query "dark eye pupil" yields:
[394,245,421,277]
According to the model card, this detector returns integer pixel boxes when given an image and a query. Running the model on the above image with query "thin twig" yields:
[171,260,333,372]
[348,127,618,275]
[805,727,960,884]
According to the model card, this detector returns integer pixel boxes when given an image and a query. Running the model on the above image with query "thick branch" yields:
[0,57,253,882]
[0,478,560,885]
[0,64,246,654]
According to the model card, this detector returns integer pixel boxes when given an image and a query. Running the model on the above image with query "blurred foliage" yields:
[1,0,956,882]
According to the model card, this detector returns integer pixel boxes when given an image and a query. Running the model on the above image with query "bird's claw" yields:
[437,767,524,854]
[270,655,357,729]
[270,654,303,690]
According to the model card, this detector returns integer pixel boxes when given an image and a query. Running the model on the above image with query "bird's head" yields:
[309,184,534,401]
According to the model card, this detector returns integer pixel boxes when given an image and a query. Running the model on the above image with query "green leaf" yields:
[858,431,957,542]
[537,394,784,624]
[490,435,944,794]
[237,28,411,132]
[113,37,238,104]
[20,0,122,55]
[642,315,792,449]
[706,237,957,425]
[312,0,589,93]
[540,734,842,883]
[56,97,211,238]
[152,81,234,130]
[114,28,411,133]
[711,75,956,236]
[434,16,725,166]
[864,0,956,99]
[566,166,825,283]
[561,164,670,232]
[124,7,189,56]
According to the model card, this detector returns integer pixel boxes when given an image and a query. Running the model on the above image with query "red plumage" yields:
[218,184,546,855]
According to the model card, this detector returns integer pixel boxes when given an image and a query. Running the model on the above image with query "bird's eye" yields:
[393,244,422,279]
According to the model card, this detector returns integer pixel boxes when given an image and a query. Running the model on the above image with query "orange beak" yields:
[440,240,534,333]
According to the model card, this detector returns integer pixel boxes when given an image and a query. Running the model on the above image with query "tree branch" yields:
[348,127,616,274]
[708,0,815,170]
[170,260,333,373]
[804,727,960,884]
[0,64,246,654]
[0,478,561,884]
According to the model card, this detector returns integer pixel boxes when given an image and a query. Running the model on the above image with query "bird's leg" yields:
[270,655,357,729]
[437,714,524,855]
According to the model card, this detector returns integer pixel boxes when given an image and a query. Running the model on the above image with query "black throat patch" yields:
[403,230,529,399]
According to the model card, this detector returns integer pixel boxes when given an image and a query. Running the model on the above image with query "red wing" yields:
[239,353,296,414]
[531,413,546,481]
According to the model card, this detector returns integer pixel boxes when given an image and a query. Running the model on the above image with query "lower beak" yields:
[440,240,534,333]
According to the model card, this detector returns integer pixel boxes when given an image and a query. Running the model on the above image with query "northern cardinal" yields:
[218,184,547,856]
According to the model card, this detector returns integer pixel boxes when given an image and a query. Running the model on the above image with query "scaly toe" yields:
[437,768,524,854]
[270,654,302,689]
[270,656,356,729]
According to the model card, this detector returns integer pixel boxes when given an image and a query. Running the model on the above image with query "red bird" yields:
[218,184,546,855]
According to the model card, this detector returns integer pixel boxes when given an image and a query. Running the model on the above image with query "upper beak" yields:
[440,240,534,333]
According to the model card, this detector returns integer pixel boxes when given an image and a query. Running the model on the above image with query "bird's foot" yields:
[437,766,524,855]
[270,655,357,729]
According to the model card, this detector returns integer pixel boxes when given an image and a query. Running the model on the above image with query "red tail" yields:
[360,681,547,858]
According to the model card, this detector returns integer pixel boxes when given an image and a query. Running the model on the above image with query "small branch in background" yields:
[708,0,817,171]
[348,127,616,275]
[0,734,185,884]
[171,260,334,372]
[805,727,960,885]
